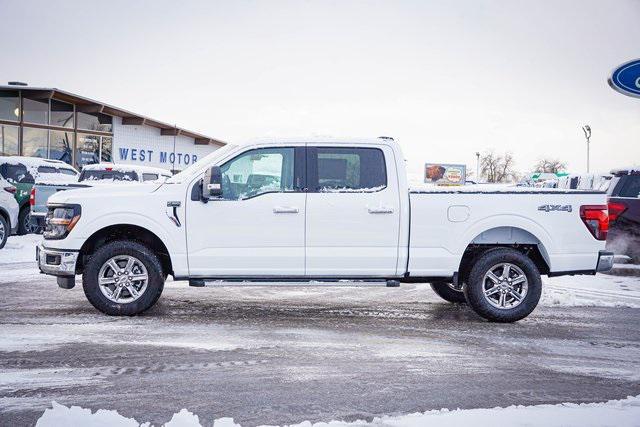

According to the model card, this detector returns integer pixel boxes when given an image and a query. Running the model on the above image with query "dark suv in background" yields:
[607,167,640,263]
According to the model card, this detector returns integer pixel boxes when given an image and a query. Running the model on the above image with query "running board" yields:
[188,278,401,288]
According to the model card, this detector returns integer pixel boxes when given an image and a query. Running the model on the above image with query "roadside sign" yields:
[425,163,466,185]
[608,59,640,98]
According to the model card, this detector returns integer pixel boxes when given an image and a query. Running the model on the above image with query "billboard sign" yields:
[425,163,466,185]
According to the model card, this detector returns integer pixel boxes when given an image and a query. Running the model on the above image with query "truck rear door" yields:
[304,145,401,276]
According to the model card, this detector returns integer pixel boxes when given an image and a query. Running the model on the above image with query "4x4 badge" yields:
[538,204,572,213]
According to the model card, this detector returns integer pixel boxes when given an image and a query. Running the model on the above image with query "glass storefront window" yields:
[0,90,20,122]
[22,96,49,124]
[0,124,19,156]
[50,100,74,128]
[49,130,74,165]
[22,127,49,158]
[101,136,113,162]
[76,133,101,169]
[77,112,112,132]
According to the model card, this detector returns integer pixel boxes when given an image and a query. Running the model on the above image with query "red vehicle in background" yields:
[607,167,640,263]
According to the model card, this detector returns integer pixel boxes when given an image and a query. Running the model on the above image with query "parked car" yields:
[36,138,612,322]
[607,167,640,263]
[0,177,19,249]
[0,157,78,235]
[31,164,173,228]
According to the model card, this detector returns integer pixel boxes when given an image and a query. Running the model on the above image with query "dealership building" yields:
[0,82,225,172]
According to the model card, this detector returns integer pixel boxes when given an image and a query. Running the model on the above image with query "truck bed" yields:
[407,188,607,277]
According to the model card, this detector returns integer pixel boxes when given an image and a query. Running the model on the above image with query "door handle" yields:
[273,206,299,214]
[368,206,394,214]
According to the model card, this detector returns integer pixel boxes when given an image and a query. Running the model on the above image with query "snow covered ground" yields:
[34,395,640,427]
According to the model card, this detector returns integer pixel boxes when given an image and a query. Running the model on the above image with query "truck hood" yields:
[48,182,165,205]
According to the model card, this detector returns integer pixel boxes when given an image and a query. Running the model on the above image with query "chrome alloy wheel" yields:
[24,212,39,234]
[482,263,528,310]
[98,255,149,303]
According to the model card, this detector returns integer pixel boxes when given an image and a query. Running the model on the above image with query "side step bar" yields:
[188,278,401,288]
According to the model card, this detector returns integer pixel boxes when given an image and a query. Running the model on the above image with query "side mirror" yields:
[203,166,223,200]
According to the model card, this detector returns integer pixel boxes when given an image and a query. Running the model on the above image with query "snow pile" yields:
[34,172,79,185]
[0,234,41,264]
[35,396,640,427]
[35,403,223,427]
[542,274,640,308]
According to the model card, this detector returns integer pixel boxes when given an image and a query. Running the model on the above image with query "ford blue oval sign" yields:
[608,59,640,98]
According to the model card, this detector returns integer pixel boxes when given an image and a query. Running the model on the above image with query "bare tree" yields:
[480,150,519,183]
[533,158,567,174]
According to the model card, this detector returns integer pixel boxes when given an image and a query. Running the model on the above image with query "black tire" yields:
[463,247,541,323]
[17,206,31,235]
[430,281,466,303]
[0,215,8,249]
[83,240,165,316]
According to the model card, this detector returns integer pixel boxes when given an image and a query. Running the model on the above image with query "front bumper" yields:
[36,243,79,277]
[596,250,615,272]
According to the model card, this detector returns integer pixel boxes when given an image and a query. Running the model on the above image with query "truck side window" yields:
[619,176,640,198]
[220,147,295,200]
[313,147,386,192]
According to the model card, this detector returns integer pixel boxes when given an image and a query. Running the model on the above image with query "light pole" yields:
[475,152,481,181]
[582,125,591,173]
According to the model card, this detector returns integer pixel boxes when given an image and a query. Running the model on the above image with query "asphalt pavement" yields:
[1,269,639,426]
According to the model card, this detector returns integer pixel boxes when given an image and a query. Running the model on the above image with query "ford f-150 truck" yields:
[36,138,614,322]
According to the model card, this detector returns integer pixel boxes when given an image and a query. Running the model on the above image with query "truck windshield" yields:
[167,144,238,184]
[79,170,139,182]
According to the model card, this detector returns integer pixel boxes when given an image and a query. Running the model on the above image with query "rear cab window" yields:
[79,169,139,182]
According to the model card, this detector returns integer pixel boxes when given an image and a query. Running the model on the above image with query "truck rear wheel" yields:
[430,281,466,303]
[463,248,541,323]
[83,240,165,316]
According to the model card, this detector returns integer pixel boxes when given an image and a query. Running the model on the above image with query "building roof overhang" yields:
[0,85,226,147]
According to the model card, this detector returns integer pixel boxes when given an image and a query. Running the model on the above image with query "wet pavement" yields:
[1,269,639,426]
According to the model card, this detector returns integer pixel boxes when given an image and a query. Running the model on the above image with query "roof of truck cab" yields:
[610,166,640,176]
[0,156,76,169]
[242,136,396,146]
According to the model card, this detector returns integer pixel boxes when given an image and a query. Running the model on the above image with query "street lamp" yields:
[475,152,481,181]
[582,125,591,173]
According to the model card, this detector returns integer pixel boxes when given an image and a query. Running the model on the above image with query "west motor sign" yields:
[609,59,640,98]
[117,147,199,169]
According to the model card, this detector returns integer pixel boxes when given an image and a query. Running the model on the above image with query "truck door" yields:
[305,145,401,276]
[186,146,306,276]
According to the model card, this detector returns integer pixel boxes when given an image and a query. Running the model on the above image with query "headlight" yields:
[44,205,81,240]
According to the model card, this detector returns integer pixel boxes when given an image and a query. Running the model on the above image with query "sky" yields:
[1,0,638,179]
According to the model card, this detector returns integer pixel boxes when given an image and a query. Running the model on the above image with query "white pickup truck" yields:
[37,138,614,322]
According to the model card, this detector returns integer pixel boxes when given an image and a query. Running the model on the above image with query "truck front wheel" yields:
[463,248,541,323]
[83,240,165,316]
[430,281,466,303]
